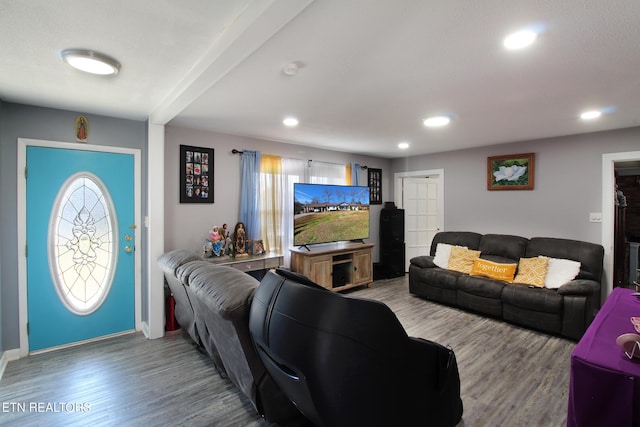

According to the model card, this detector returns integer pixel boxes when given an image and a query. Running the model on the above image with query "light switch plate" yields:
[589,212,602,223]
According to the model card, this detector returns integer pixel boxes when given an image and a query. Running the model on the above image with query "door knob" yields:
[124,246,133,253]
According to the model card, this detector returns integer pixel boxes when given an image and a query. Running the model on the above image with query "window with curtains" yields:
[259,158,347,266]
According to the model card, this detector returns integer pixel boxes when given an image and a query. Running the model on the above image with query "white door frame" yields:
[394,169,444,226]
[601,150,640,301]
[17,138,142,356]
[394,169,445,262]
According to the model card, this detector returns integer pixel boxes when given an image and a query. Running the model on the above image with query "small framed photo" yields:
[251,240,265,255]
[180,144,214,203]
[487,153,534,191]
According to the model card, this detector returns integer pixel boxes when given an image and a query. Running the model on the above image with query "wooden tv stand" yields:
[290,243,374,292]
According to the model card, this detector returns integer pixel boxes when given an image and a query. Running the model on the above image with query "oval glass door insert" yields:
[48,172,117,315]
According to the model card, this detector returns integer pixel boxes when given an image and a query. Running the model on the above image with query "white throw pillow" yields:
[433,243,453,268]
[433,243,467,269]
[542,257,581,289]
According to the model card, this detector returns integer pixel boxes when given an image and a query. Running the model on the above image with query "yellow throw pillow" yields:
[514,257,549,288]
[447,246,481,274]
[470,258,517,282]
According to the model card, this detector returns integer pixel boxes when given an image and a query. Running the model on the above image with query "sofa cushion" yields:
[457,275,506,299]
[447,246,481,274]
[189,264,259,320]
[513,257,549,288]
[470,258,517,282]
[502,284,562,314]
[478,234,528,263]
[525,237,603,282]
[158,249,199,275]
[175,260,210,285]
[456,275,505,317]
[430,231,482,255]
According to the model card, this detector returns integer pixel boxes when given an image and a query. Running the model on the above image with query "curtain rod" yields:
[233,149,368,169]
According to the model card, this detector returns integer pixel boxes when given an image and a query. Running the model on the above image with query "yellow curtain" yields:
[259,154,283,253]
[345,164,352,185]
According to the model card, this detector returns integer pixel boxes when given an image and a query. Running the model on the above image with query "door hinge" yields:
[25,244,28,257]
[26,322,29,335]
[24,167,28,179]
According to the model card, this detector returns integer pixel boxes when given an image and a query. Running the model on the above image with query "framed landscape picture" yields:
[180,144,214,203]
[487,153,534,191]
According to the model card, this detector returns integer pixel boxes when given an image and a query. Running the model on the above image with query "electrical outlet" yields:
[589,212,602,223]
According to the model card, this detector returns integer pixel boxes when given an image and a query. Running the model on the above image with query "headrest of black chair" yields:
[275,268,328,291]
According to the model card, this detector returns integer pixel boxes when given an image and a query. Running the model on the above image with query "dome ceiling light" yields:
[580,110,602,120]
[61,49,121,76]
[283,117,299,127]
[503,29,537,50]
[423,115,451,127]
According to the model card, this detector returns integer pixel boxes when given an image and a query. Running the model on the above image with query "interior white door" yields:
[403,177,440,271]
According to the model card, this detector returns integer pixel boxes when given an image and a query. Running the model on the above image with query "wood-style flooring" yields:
[0,275,575,426]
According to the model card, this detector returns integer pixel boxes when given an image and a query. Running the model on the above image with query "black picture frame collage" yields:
[180,144,214,203]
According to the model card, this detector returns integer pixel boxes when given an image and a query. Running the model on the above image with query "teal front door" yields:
[26,146,135,352]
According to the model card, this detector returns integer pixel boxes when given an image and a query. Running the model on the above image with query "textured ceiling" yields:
[1,0,639,158]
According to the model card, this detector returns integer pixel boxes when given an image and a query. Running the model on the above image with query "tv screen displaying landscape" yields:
[293,183,370,246]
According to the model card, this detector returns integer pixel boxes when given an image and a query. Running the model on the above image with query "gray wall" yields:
[390,126,640,244]
[0,102,147,351]
[164,125,392,263]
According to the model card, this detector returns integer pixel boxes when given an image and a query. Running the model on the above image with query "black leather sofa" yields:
[409,232,604,340]
[249,269,464,427]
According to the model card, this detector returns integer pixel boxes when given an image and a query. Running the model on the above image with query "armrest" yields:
[557,279,599,296]
[410,256,436,269]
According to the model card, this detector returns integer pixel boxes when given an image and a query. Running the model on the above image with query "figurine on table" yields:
[221,223,233,255]
[234,222,248,257]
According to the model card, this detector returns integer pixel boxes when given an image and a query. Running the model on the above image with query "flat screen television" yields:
[293,183,370,247]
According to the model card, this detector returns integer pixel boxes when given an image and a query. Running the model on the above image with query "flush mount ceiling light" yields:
[423,115,451,127]
[283,117,299,127]
[580,110,602,120]
[503,29,537,50]
[61,49,121,76]
[398,142,410,149]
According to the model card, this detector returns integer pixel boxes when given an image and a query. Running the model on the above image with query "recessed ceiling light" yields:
[423,116,451,127]
[580,110,602,120]
[61,49,120,76]
[283,117,299,127]
[398,142,410,149]
[503,30,537,50]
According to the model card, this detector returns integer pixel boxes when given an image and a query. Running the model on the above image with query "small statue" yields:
[202,241,213,258]
[207,225,224,256]
[221,223,233,255]
[234,222,248,257]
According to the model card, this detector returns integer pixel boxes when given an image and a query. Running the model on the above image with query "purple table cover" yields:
[567,287,640,427]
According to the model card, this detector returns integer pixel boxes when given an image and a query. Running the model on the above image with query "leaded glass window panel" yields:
[48,172,117,315]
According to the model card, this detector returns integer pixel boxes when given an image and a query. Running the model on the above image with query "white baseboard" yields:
[0,348,22,381]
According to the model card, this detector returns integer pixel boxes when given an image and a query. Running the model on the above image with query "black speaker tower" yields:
[379,202,405,278]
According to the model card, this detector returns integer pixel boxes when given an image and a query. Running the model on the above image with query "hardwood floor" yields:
[0,275,574,426]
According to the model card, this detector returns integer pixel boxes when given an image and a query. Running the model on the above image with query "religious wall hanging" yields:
[75,115,89,142]
[180,144,214,203]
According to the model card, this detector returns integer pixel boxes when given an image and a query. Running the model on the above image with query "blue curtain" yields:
[239,150,261,240]
[351,162,362,186]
